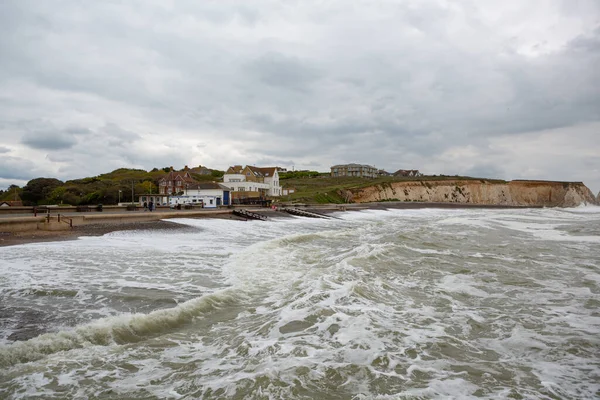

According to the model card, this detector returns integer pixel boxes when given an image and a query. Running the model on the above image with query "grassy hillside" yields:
[12,166,507,206]
[279,175,507,203]
[17,167,225,206]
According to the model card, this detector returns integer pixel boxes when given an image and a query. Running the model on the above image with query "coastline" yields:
[0,212,249,248]
[0,202,537,248]
[0,220,196,247]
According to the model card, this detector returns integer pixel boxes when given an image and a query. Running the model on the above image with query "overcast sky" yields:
[1,0,599,194]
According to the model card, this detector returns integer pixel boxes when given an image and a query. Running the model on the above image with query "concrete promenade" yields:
[0,207,235,233]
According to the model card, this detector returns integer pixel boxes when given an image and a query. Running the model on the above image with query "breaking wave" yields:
[0,289,239,368]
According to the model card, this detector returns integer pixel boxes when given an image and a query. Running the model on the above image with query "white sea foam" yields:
[492,218,600,243]
[563,203,600,214]
[1,207,599,399]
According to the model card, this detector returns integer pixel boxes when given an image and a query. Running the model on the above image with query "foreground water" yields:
[0,207,599,399]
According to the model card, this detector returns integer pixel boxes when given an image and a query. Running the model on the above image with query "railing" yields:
[57,214,73,228]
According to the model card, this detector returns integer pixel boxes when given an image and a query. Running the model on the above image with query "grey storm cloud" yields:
[101,123,142,147]
[0,156,42,180]
[0,0,599,192]
[21,132,77,150]
[0,146,10,153]
[246,52,321,91]
[64,126,92,136]
[18,122,93,150]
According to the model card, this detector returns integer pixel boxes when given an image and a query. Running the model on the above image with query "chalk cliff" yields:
[343,180,597,207]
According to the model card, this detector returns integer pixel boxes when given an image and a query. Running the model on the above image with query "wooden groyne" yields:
[232,209,268,221]
[281,208,332,219]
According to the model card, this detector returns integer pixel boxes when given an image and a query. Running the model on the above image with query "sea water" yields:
[0,207,599,399]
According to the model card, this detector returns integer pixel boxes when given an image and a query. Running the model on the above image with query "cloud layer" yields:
[0,0,599,193]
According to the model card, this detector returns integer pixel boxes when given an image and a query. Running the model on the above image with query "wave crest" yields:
[0,289,238,368]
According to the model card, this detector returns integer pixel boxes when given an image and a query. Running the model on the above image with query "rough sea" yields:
[1,206,599,399]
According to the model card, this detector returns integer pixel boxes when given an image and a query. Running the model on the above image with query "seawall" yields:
[0,210,233,233]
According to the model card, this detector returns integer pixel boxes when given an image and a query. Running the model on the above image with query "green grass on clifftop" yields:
[279,175,507,203]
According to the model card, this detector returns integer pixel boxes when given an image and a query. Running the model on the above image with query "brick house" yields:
[158,169,197,195]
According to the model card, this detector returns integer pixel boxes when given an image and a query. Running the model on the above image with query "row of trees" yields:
[15,177,156,206]
[0,185,22,202]
[8,167,224,206]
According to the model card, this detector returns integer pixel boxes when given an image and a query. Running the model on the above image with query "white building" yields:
[140,183,231,208]
[223,165,282,197]
[169,182,231,208]
[138,195,169,207]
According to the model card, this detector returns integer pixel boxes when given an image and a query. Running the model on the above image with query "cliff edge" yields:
[345,180,597,207]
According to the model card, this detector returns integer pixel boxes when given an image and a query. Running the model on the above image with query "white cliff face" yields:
[348,180,598,207]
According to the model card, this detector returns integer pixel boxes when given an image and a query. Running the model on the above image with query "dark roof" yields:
[226,165,244,174]
[393,169,420,176]
[188,182,231,191]
[248,166,277,177]
[226,165,278,177]
[331,163,376,169]
[159,170,196,183]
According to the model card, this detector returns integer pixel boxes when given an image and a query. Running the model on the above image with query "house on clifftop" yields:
[330,163,378,178]
[393,169,422,177]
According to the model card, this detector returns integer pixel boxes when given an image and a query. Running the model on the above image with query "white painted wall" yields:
[170,195,223,207]
[172,187,229,208]
[223,170,282,196]
[222,181,270,193]
[265,170,282,196]
[138,195,169,206]
[223,174,245,183]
